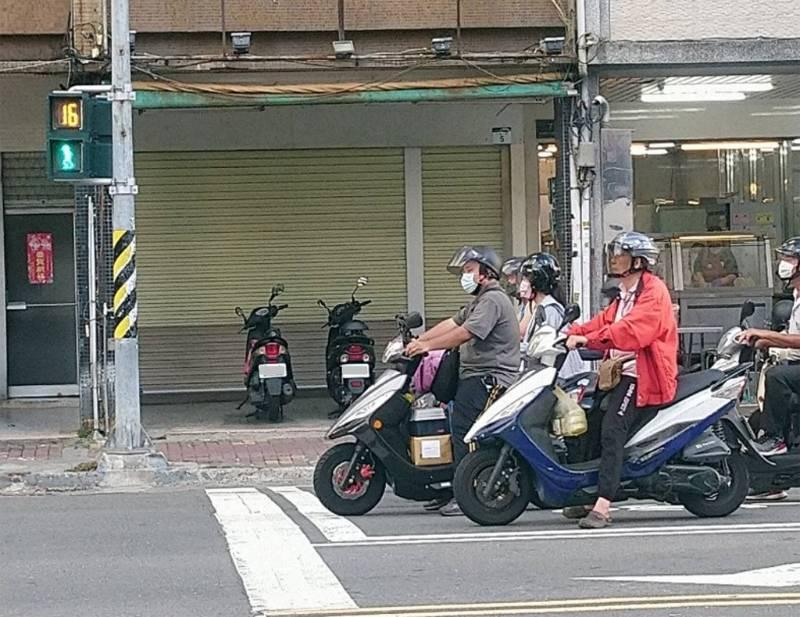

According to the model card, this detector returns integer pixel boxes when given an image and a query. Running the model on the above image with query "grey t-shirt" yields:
[453,281,521,386]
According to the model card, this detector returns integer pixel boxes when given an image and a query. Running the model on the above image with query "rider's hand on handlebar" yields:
[738,328,769,346]
[405,340,429,358]
[566,335,588,351]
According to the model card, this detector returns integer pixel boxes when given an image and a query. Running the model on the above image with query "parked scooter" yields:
[318,277,376,417]
[313,312,456,515]
[453,305,764,526]
[235,284,296,422]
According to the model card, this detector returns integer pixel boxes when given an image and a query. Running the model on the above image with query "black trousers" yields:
[762,363,800,440]
[596,377,658,501]
[450,376,492,467]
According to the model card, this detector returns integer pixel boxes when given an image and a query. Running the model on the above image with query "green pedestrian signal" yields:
[53,140,83,173]
[46,92,111,182]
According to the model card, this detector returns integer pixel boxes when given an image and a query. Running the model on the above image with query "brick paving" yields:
[0,435,329,467]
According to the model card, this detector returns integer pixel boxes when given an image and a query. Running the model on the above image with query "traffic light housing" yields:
[47,92,112,181]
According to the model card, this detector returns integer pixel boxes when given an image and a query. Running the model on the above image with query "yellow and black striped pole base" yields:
[113,229,138,339]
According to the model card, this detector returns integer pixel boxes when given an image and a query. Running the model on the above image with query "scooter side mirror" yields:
[357,276,369,287]
[561,304,581,329]
[404,312,424,330]
[234,307,244,318]
[317,299,328,310]
[740,300,755,323]
[272,284,285,297]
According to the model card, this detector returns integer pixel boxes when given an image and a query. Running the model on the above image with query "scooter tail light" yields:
[362,353,371,363]
[347,345,365,361]
[264,342,282,360]
[716,376,748,401]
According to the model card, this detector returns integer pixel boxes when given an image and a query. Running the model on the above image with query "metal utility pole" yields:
[108,0,143,451]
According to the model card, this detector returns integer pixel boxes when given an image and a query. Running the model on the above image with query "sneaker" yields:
[439,500,463,517]
[747,489,789,502]
[756,436,788,457]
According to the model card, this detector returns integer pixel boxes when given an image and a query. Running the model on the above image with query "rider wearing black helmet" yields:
[741,237,800,463]
[518,252,583,377]
[502,255,533,336]
[407,245,520,516]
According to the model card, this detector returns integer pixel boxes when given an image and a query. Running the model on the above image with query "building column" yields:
[0,156,7,399]
[523,106,541,253]
[509,144,529,257]
[404,147,425,318]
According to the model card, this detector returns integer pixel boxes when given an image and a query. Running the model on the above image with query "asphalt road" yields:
[4,487,800,617]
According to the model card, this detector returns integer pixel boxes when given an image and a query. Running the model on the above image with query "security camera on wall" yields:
[592,95,610,124]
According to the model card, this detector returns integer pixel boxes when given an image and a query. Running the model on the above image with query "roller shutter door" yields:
[422,147,506,323]
[135,148,406,392]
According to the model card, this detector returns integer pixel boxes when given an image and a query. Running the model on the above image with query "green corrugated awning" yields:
[133,81,572,109]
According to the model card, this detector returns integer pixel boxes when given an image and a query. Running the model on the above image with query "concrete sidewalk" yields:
[0,394,341,494]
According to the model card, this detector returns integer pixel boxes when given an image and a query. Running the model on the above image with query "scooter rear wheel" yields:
[314,443,386,516]
[454,447,533,526]
[680,452,749,518]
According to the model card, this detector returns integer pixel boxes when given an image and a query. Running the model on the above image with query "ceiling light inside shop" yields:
[662,75,773,94]
[642,91,747,103]
[680,141,780,151]
[538,151,554,158]
[649,142,675,149]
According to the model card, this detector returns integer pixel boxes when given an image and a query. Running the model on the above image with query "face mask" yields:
[461,272,479,294]
[778,260,796,281]
[518,279,533,301]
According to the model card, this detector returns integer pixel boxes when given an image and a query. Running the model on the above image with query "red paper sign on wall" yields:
[26,232,54,285]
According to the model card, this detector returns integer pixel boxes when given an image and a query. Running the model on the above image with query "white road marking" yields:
[270,486,368,542]
[314,522,800,548]
[578,562,800,588]
[206,488,356,613]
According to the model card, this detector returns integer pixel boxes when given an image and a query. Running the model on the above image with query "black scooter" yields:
[235,284,297,422]
[318,277,376,417]
[313,312,457,515]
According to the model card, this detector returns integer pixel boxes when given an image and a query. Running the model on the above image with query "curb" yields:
[0,463,315,495]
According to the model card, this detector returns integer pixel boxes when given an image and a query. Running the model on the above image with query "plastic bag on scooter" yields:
[551,386,588,438]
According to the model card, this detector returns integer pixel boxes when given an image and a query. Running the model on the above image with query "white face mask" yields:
[518,279,532,301]
[460,272,479,294]
[778,260,796,281]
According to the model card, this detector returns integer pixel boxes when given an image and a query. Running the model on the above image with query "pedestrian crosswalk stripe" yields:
[206,488,356,613]
[270,486,368,543]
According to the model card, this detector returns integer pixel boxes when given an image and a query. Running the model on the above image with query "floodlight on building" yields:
[230,32,251,55]
[333,40,355,59]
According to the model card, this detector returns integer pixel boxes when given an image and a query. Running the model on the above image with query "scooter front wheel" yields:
[314,443,386,516]
[454,447,533,526]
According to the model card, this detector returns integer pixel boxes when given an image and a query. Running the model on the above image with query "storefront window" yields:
[633,141,792,240]
[676,236,771,290]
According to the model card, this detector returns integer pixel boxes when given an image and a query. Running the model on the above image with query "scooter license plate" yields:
[259,363,287,379]
[341,363,371,378]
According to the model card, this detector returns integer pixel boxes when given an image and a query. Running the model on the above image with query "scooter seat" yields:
[659,369,725,408]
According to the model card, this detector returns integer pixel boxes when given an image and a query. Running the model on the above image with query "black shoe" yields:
[423,496,451,512]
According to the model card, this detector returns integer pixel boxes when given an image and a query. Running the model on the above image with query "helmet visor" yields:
[447,246,481,275]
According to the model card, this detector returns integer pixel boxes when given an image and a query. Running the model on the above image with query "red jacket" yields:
[569,272,678,408]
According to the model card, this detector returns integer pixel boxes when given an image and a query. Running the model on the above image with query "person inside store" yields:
[406,245,520,516]
[500,256,532,337]
[739,238,800,469]
[691,241,739,287]
[563,231,679,529]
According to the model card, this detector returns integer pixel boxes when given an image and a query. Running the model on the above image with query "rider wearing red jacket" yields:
[565,231,679,529]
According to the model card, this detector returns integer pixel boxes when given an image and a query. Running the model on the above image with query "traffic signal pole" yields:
[107,0,144,451]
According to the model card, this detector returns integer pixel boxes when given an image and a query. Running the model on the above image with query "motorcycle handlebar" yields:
[359,300,372,307]
[277,304,289,311]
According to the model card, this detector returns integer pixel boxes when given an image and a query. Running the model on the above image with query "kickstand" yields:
[236,396,248,410]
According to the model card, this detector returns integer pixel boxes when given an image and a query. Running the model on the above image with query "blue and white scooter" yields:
[453,306,769,526]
